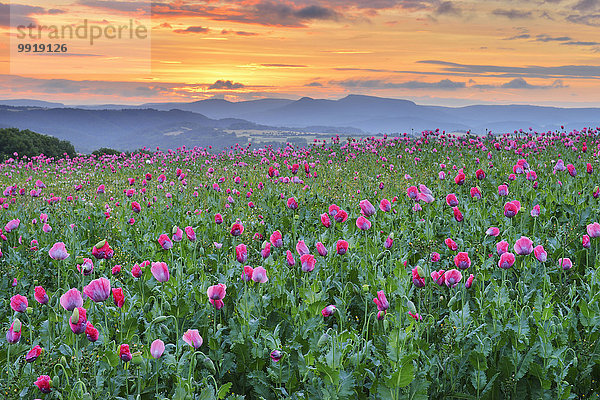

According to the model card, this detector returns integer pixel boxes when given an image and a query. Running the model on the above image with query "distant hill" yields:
[0,95,599,151]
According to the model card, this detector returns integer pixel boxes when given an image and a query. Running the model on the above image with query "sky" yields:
[1,0,600,106]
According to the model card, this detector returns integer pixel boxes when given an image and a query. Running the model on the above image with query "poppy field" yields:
[2,129,600,399]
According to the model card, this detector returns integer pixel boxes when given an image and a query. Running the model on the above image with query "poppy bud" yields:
[204,357,216,374]
[318,333,330,347]
[406,300,417,315]
[94,239,106,249]
[416,266,425,279]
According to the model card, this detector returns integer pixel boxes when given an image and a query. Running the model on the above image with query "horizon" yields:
[1,1,600,108]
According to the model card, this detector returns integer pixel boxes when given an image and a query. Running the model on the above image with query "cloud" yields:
[0,2,66,27]
[435,1,461,16]
[305,81,323,87]
[173,26,209,34]
[208,80,245,90]
[566,13,600,25]
[492,9,532,19]
[500,78,566,89]
[535,34,572,42]
[417,60,600,79]
[573,0,599,11]
[561,40,600,46]
[505,34,531,40]
[260,64,308,68]
[329,78,466,89]
[78,0,149,14]
[221,29,258,36]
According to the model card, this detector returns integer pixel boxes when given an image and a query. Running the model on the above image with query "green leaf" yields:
[390,362,414,388]
[217,382,232,400]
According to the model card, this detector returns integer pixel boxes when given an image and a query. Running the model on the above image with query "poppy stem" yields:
[155,358,159,397]
[6,344,10,379]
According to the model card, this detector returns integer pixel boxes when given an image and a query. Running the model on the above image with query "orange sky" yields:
[1,0,600,106]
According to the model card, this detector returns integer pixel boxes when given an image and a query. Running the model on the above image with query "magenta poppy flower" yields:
[558,258,573,271]
[356,216,372,230]
[475,169,485,180]
[444,238,458,251]
[496,240,509,255]
[97,184,105,194]
[151,262,170,283]
[486,227,500,237]
[430,252,441,262]
[85,321,99,342]
[34,286,49,305]
[6,319,21,344]
[384,236,394,249]
[408,312,423,321]
[171,226,183,242]
[454,172,466,185]
[329,204,340,216]
[182,226,196,242]
[207,283,226,300]
[587,163,593,174]
[270,231,283,248]
[235,244,248,263]
[151,339,165,359]
[48,242,69,260]
[296,240,310,256]
[531,204,540,217]
[567,164,577,177]
[270,350,282,362]
[83,277,111,302]
[230,221,244,236]
[452,207,463,222]
[454,252,471,270]
[514,236,534,255]
[465,274,475,288]
[131,201,141,213]
[321,213,331,228]
[10,294,27,313]
[359,199,376,217]
[300,254,316,272]
[373,290,389,311]
[321,305,336,317]
[241,266,253,281]
[69,307,87,334]
[316,242,328,256]
[504,201,519,218]
[119,344,133,362]
[498,252,516,269]
[92,240,114,260]
[252,266,269,283]
[112,287,124,308]
[334,209,348,223]
[445,193,458,207]
[498,185,509,196]
[261,242,271,259]
[214,213,223,224]
[60,288,83,311]
[25,345,42,363]
[534,245,547,262]
[412,267,425,287]
[583,234,591,249]
[286,250,295,266]
[379,198,391,212]
[287,197,298,210]
[444,269,462,288]
[183,329,203,349]
[470,187,482,199]
[4,219,19,233]
[34,375,52,393]
[158,234,173,250]
[131,264,142,278]
[587,222,600,238]
[336,240,349,255]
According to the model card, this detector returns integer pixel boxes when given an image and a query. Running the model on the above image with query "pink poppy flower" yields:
[10,294,27,313]
[60,288,83,311]
[48,242,69,260]
[270,231,283,248]
[587,222,600,238]
[92,240,113,259]
[85,321,99,342]
[498,252,516,269]
[320,213,331,228]
[25,345,42,363]
[300,254,316,272]
[465,274,475,288]
[445,193,458,207]
[183,329,203,349]
[6,319,21,344]
[241,266,253,281]
[454,252,471,270]
[230,220,244,236]
[151,339,165,359]
[486,227,500,237]
[236,244,248,263]
[359,199,376,217]
[373,290,389,311]
[252,266,269,283]
[444,238,458,251]
[287,197,298,210]
[316,242,328,256]
[496,240,509,255]
[513,236,534,255]
[412,267,425,287]
[534,245,547,262]
[356,216,372,230]
[34,286,49,305]
[470,187,482,199]
[286,250,295,266]
[379,198,391,212]
[321,305,336,317]
[583,234,591,249]
[158,234,173,250]
[333,209,348,223]
[151,262,170,283]
[83,277,111,302]
[336,240,349,255]
[498,185,509,196]
[444,269,462,288]
[34,375,52,393]
[558,258,573,270]
[119,344,133,362]
[296,240,310,256]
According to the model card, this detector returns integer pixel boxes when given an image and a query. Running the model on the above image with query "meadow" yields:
[1,129,599,399]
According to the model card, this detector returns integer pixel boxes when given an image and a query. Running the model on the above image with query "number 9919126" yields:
[17,43,68,52]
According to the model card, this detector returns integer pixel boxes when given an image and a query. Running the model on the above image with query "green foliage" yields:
[0,127,76,160]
